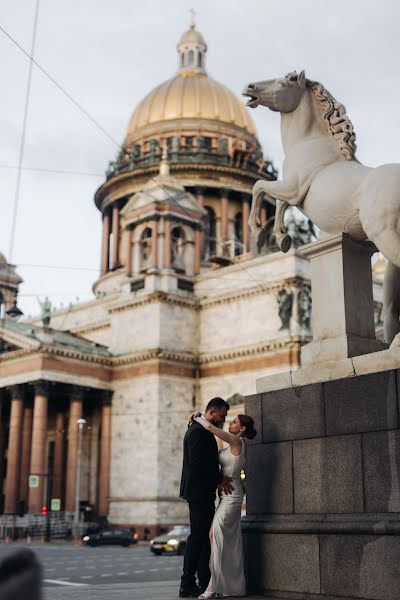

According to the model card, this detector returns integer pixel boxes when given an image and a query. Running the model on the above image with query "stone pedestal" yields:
[244,366,400,600]
[300,234,386,365]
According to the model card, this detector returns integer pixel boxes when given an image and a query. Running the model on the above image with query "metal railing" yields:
[0,512,85,541]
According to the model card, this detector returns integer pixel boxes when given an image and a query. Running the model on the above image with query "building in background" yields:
[0,23,384,535]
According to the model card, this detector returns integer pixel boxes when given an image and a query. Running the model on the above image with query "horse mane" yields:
[286,72,357,160]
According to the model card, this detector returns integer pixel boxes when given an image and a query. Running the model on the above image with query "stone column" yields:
[261,206,267,227]
[101,209,111,275]
[52,412,65,504]
[151,221,159,270]
[194,228,201,275]
[19,402,33,506]
[98,393,112,517]
[242,197,250,252]
[196,186,205,207]
[300,234,387,365]
[4,386,24,513]
[65,388,83,512]
[164,219,171,269]
[220,190,229,241]
[28,382,49,513]
[111,204,120,270]
[125,227,133,275]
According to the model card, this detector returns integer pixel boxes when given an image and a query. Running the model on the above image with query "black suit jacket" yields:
[180,421,222,502]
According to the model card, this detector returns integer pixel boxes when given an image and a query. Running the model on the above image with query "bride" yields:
[190,412,257,599]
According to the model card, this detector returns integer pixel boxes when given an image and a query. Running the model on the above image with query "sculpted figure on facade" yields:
[38,296,52,329]
[298,287,312,332]
[277,288,293,330]
[285,211,316,248]
[244,70,400,344]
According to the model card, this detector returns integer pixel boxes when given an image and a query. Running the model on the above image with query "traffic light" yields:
[41,505,47,516]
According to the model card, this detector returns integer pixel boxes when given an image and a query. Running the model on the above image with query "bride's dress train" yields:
[209,439,246,597]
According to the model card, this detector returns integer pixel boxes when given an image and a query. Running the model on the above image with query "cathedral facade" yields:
[0,24,362,535]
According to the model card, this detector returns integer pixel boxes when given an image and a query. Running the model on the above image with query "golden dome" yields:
[123,24,257,148]
[124,74,257,142]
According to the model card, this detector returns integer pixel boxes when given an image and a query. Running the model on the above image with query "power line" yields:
[19,263,99,272]
[0,165,103,177]
[8,0,40,262]
[0,23,122,152]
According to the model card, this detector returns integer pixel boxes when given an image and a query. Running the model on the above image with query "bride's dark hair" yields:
[238,414,257,440]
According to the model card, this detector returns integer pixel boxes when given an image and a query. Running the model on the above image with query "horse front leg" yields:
[273,200,292,253]
[250,178,300,251]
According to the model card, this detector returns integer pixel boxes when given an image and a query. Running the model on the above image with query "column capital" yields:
[101,390,113,406]
[8,384,25,400]
[31,380,50,396]
[70,385,85,402]
[195,186,207,195]
[219,188,231,199]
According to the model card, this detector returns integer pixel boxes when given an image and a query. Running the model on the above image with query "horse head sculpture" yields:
[244,70,307,112]
[243,70,400,345]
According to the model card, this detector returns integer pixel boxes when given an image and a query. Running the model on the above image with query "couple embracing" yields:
[179,397,257,599]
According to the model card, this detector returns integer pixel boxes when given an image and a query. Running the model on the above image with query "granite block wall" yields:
[243,369,400,600]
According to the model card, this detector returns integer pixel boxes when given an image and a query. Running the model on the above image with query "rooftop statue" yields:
[243,70,400,344]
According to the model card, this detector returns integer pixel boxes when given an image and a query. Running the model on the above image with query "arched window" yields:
[181,52,185,68]
[201,206,216,259]
[188,50,194,66]
[197,52,202,68]
[140,227,152,270]
[171,226,186,273]
[234,212,243,256]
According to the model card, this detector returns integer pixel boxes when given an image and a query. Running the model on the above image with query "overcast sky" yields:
[1,0,400,318]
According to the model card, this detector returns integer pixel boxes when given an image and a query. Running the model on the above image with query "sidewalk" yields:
[43,580,270,600]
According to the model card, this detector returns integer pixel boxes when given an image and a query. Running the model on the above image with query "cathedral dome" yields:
[123,23,257,149]
[124,74,257,146]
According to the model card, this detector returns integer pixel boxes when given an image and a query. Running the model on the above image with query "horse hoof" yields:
[257,228,267,249]
[278,234,292,253]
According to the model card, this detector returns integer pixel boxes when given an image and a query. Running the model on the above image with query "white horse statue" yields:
[243,70,400,345]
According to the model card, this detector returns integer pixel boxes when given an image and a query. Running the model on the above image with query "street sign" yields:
[51,498,61,512]
[28,475,39,488]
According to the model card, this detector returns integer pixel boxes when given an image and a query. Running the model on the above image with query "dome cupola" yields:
[177,20,207,73]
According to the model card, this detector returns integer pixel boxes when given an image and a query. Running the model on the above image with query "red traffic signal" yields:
[41,505,47,516]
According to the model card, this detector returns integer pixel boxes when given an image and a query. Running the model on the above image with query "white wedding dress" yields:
[210,438,246,597]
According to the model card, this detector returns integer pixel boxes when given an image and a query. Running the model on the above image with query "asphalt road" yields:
[0,542,183,588]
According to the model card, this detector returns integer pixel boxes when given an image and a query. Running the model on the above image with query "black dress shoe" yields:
[179,586,201,597]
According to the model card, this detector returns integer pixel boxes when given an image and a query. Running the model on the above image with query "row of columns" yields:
[2,383,112,517]
[100,191,252,277]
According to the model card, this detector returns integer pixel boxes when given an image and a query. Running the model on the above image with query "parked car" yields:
[150,526,190,555]
[82,528,138,547]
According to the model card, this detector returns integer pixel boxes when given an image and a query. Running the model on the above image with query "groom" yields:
[179,397,233,598]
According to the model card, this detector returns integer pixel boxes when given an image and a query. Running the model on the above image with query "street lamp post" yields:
[74,418,86,541]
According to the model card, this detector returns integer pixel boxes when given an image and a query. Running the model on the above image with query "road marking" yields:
[117,572,128,576]
[80,575,93,579]
[65,567,77,570]
[43,579,88,587]
[100,573,112,577]
[134,569,144,573]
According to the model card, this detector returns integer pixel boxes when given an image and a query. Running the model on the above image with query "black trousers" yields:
[181,500,215,590]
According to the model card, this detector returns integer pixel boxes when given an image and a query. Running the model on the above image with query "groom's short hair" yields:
[205,397,230,412]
